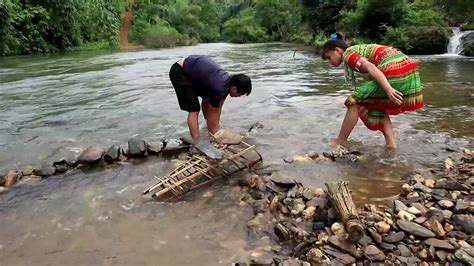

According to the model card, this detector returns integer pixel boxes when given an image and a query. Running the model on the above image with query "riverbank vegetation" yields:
[1,0,473,56]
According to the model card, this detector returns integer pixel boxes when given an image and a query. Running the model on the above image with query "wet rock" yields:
[305,197,328,209]
[417,248,428,260]
[435,179,470,191]
[447,230,469,240]
[331,223,347,238]
[396,220,436,238]
[444,158,454,170]
[306,248,325,264]
[274,223,290,242]
[104,144,121,162]
[364,245,385,261]
[270,173,295,188]
[247,213,264,228]
[444,223,454,233]
[452,191,462,200]
[368,227,382,244]
[301,206,316,220]
[5,170,19,187]
[454,199,469,213]
[249,258,273,266]
[323,245,356,264]
[379,243,397,252]
[394,200,408,213]
[407,207,422,216]
[161,140,190,157]
[439,199,454,209]
[78,146,105,164]
[302,191,315,201]
[312,222,326,231]
[414,216,427,224]
[66,160,78,168]
[283,157,294,163]
[411,203,428,214]
[284,198,306,216]
[20,166,35,176]
[398,210,416,221]
[424,238,454,250]
[375,221,390,234]
[454,249,474,265]
[431,220,446,237]
[52,159,69,173]
[383,231,405,243]
[0,186,8,193]
[33,165,56,177]
[414,182,432,194]
[308,151,319,159]
[359,235,373,246]
[146,142,164,155]
[436,250,448,261]
[396,256,420,264]
[397,244,412,257]
[328,236,361,258]
[452,214,474,234]
[424,179,435,188]
[412,174,425,183]
[127,139,147,157]
[402,184,414,193]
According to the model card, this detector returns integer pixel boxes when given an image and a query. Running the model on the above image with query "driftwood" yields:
[143,141,262,201]
[326,181,365,243]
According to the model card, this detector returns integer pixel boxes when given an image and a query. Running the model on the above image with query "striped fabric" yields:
[342,44,424,131]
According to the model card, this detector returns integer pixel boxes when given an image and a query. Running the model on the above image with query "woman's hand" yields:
[386,87,403,105]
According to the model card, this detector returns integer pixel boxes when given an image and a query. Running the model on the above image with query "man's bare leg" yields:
[333,104,359,146]
[187,111,200,143]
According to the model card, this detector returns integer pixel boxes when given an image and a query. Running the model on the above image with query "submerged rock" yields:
[78,146,105,164]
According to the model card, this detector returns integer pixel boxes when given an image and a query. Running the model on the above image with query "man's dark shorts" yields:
[169,63,200,112]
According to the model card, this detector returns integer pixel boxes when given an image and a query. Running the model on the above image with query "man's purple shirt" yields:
[182,55,231,107]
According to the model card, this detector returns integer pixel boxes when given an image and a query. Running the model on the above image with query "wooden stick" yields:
[326,181,365,243]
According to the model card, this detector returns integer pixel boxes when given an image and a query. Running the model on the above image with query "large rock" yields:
[270,173,295,188]
[78,146,105,164]
[146,142,164,155]
[396,220,436,238]
[33,164,56,177]
[424,238,454,250]
[104,144,121,163]
[127,139,147,157]
[4,170,19,187]
[452,214,474,234]
[461,32,474,56]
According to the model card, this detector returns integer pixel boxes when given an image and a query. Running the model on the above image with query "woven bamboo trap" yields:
[142,140,262,201]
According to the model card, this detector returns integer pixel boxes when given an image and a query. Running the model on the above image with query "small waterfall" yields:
[447,28,474,55]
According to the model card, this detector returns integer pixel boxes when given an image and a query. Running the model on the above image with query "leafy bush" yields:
[223,9,269,43]
[139,19,191,48]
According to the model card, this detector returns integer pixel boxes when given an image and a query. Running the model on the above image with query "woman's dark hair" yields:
[230,74,252,95]
[321,38,349,60]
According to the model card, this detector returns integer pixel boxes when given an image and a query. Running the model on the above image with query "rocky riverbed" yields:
[235,149,473,265]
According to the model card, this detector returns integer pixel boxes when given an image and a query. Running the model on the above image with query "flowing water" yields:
[0,43,473,265]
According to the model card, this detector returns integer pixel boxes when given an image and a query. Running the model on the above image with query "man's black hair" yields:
[229,74,252,95]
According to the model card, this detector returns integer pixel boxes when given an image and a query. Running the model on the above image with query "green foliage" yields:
[382,26,411,50]
[223,8,269,43]
[383,26,449,54]
[302,0,352,34]
[254,0,303,41]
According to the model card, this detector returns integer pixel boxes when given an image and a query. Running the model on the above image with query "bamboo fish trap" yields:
[142,141,262,201]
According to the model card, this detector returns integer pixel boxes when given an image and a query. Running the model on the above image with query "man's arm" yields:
[187,111,200,143]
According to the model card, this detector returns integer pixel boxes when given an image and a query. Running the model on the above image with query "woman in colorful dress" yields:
[321,37,424,149]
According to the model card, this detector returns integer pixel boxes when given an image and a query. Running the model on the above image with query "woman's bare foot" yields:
[331,138,348,147]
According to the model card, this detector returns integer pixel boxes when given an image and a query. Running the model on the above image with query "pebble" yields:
[396,220,436,238]
[424,179,435,188]
[438,199,454,209]
[424,238,454,250]
[331,223,347,238]
[407,207,422,216]
[301,206,316,220]
[397,244,411,257]
[383,231,405,243]
[4,170,19,187]
[375,221,390,234]
[402,184,414,193]
[398,210,416,221]
[364,245,385,261]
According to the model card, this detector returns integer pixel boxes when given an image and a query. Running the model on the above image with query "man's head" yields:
[228,74,251,97]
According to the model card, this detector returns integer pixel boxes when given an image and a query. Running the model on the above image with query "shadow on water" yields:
[0,43,473,264]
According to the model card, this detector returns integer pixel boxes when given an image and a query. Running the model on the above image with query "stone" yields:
[443,209,453,219]
[407,207,422,216]
[161,140,190,157]
[383,231,405,243]
[375,221,390,234]
[328,236,361,258]
[0,186,8,193]
[379,243,396,251]
[402,184,414,193]
[249,258,273,266]
[306,248,325,264]
[4,170,19,187]
[213,129,242,144]
[414,216,427,224]
[302,206,316,220]
[454,249,474,265]
[397,244,411,257]
[274,222,290,242]
[411,203,428,214]
[20,166,35,176]
[283,157,294,163]
[78,146,105,164]
[270,173,295,188]
[364,245,385,261]
[406,192,420,200]
[412,174,425,183]
[398,210,416,221]
[417,248,428,260]
[396,256,420,264]
[359,235,373,246]
[302,190,315,201]
[127,139,147,157]
[146,142,164,155]
[414,182,432,194]
[435,179,470,191]
[368,227,382,244]
[323,246,356,264]
[435,250,448,261]
[53,159,69,173]
[424,179,435,188]
[438,199,454,209]
[33,165,56,177]
[444,223,454,233]
[452,214,474,234]
[396,220,436,238]
[447,230,469,240]
[285,198,306,216]
[247,213,264,228]
[104,144,121,162]
[394,200,408,213]
[308,151,319,159]
[194,140,225,160]
[444,158,454,169]
[452,191,462,200]
[455,199,469,213]
[312,222,326,231]
[331,223,347,238]
[305,197,328,209]
[431,220,445,237]
[424,238,454,250]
